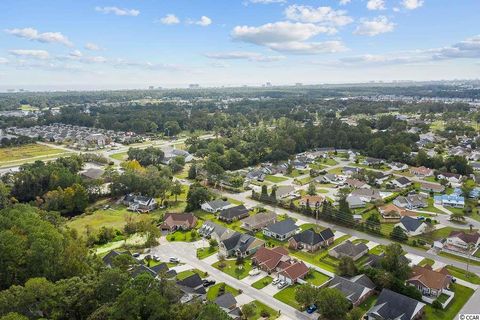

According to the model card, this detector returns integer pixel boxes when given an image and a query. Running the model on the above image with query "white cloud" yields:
[95,6,140,16]
[367,0,386,10]
[284,5,353,27]
[402,0,424,10]
[339,0,351,5]
[0,57,9,64]
[70,50,83,58]
[205,51,285,62]
[9,49,50,59]
[5,27,73,47]
[159,14,180,25]
[196,16,212,26]
[354,16,395,36]
[85,42,101,51]
[232,21,342,54]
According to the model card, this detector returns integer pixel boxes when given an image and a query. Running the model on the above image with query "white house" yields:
[201,199,233,213]
[395,216,428,236]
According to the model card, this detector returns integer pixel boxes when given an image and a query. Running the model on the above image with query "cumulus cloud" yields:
[85,42,101,51]
[95,6,140,16]
[354,16,395,36]
[196,16,212,26]
[69,50,83,58]
[367,0,386,10]
[284,5,353,27]
[232,21,344,54]
[9,49,50,59]
[339,0,351,5]
[5,27,73,47]
[159,14,180,25]
[205,51,285,62]
[402,0,424,10]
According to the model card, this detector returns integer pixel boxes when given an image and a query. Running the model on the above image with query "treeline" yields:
[0,205,230,320]
[0,135,37,148]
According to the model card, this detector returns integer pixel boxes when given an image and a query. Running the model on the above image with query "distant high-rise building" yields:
[266,82,272,87]
[148,86,154,90]
[189,84,200,89]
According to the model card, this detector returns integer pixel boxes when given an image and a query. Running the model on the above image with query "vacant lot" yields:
[0,143,66,165]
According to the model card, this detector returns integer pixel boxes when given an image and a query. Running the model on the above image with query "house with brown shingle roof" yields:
[298,195,325,207]
[378,204,416,221]
[446,231,480,252]
[278,261,309,285]
[407,265,452,297]
[345,178,370,189]
[410,166,433,177]
[241,211,277,231]
[160,213,197,232]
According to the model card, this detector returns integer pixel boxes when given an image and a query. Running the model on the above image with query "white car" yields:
[277,280,287,289]
[249,269,261,276]
[272,278,281,285]
[169,257,180,263]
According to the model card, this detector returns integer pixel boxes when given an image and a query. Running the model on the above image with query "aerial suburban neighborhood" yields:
[1,1,480,319]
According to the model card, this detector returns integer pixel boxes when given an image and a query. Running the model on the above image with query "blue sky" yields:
[0,0,479,90]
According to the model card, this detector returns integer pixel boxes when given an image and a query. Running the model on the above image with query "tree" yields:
[307,182,316,196]
[294,284,319,307]
[337,197,354,226]
[382,243,411,281]
[270,185,278,200]
[451,212,466,222]
[188,164,198,179]
[337,256,358,277]
[171,181,183,203]
[197,303,230,320]
[348,307,365,320]
[0,181,10,209]
[241,302,256,319]
[366,213,381,232]
[461,179,475,199]
[390,226,408,242]
[185,184,211,211]
[316,288,351,320]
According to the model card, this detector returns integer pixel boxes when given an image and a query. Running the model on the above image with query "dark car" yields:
[306,304,317,314]
[203,279,216,287]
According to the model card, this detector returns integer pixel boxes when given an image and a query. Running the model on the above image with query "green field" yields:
[212,259,253,279]
[265,175,289,183]
[424,283,473,320]
[206,283,240,301]
[305,270,330,286]
[273,285,301,310]
[110,151,128,161]
[197,246,218,259]
[0,143,67,165]
[246,300,279,320]
[251,276,273,289]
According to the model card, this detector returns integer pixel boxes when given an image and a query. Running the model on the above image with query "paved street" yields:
[150,241,315,320]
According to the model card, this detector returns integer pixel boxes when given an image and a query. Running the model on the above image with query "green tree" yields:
[316,288,351,320]
[197,303,230,320]
[307,182,316,196]
[295,284,319,307]
[382,243,411,280]
[188,164,198,179]
[0,181,10,209]
[241,302,256,319]
[390,226,408,242]
[185,184,211,211]
[337,256,358,277]
[171,181,183,203]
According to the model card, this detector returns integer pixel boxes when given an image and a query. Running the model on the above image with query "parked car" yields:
[202,279,216,287]
[307,304,317,314]
[132,252,140,258]
[272,278,281,285]
[277,280,287,289]
[169,257,180,263]
[153,255,160,261]
[249,269,261,276]
[306,304,317,314]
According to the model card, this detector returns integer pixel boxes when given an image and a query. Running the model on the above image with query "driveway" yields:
[241,272,267,285]
[261,282,283,296]
[202,254,220,265]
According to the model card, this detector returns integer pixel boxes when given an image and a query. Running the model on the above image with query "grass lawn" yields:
[421,226,475,243]
[176,268,208,280]
[419,258,435,267]
[424,283,473,320]
[305,270,330,286]
[324,158,338,166]
[436,293,450,304]
[296,176,313,185]
[265,175,289,183]
[166,230,199,242]
[352,239,369,244]
[212,259,253,279]
[251,276,273,289]
[358,295,377,313]
[197,246,218,259]
[299,223,326,232]
[19,104,39,111]
[247,300,279,320]
[273,285,301,310]
[206,283,240,301]
[286,169,307,178]
[423,198,445,214]
[195,210,245,232]
[317,189,330,194]
[110,151,128,161]
[438,251,480,266]
[369,245,386,255]
[446,265,480,284]
[0,143,66,165]
[327,167,343,174]
[290,250,336,273]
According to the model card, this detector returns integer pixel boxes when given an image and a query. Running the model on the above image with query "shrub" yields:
[261,310,270,317]
[432,300,443,310]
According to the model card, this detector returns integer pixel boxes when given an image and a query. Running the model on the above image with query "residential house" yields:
[407,265,452,298]
[346,195,366,209]
[241,211,277,231]
[218,205,250,223]
[275,185,297,199]
[366,289,425,320]
[363,157,384,166]
[319,173,345,185]
[252,247,310,285]
[350,188,382,202]
[445,231,480,252]
[390,176,413,188]
[162,148,193,165]
[201,199,232,213]
[103,250,132,267]
[390,162,409,171]
[345,178,370,189]
[123,194,157,213]
[262,219,299,241]
[329,240,369,261]
[342,166,361,176]
[292,160,308,170]
[288,228,335,252]
[298,195,325,207]
[393,193,428,210]
[328,275,375,307]
[177,273,206,303]
[214,293,241,320]
[437,172,463,185]
[410,166,434,177]
[419,181,445,193]
[246,170,265,182]
[373,172,391,184]
[378,204,416,220]
[160,213,197,232]
[198,221,235,242]
[395,216,428,236]
[130,264,158,278]
[219,232,265,258]
[471,162,480,171]
[434,194,465,208]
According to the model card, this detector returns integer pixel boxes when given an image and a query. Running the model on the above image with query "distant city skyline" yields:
[0,0,479,90]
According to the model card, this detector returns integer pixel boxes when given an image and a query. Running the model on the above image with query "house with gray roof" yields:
[329,240,369,261]
[288,228,335,252]
[328,275,375,307]
[201,199,233,213]
[218,205,250,223]
[366,289,425,320]
[214,293,241,320]
[241,211,277,231]
[219,232,265,258]
[198,221,235,242]
[395,216,428,236]
[393,193,428,210]
[263,219,299,241]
